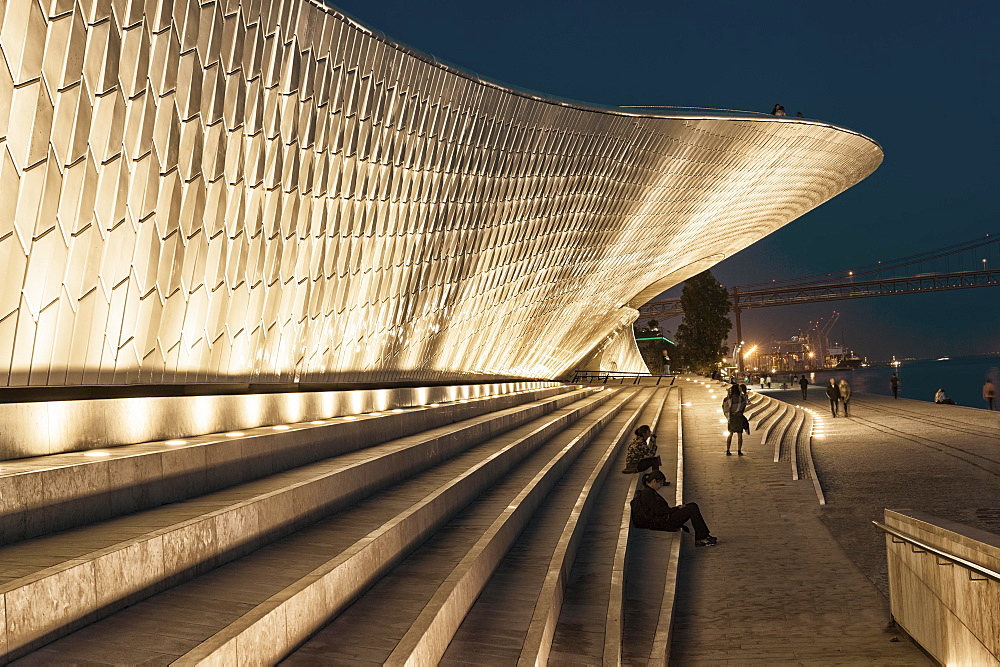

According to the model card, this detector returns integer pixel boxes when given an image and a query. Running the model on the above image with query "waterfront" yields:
[805,354,1000,409]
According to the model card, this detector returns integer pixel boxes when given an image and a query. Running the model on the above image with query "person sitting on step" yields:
[630,470,718,547]
[622,424,664,476]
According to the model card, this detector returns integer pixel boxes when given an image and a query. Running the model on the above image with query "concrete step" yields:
[15,388,622,664]
[520,388,675,665]
[619,389,682,667]
[773,403,803,463]
[442,387,665,665]
[757,399,786,441]
[0,387,599,661]
[279,388,644,665]
[0,385,572,545]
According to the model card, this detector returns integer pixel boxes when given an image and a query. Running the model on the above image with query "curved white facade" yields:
[0,0,883,387]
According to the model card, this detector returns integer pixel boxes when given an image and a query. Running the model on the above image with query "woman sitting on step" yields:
[622,424,663,475]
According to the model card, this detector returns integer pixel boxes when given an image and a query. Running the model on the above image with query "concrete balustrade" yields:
[0,385,570,544]
[0,387,598,660]
[883,509,1000,665]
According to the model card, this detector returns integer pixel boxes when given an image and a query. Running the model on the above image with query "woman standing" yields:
[723,384,747,456]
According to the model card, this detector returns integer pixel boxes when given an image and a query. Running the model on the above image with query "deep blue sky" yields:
[330,0,999,361]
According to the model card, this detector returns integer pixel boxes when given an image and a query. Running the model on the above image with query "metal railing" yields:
[872,521,1000,583]
[571,371,676,386]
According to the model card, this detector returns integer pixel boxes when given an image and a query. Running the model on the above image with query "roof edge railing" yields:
[872,521,1000,583]
[571,371,677,386]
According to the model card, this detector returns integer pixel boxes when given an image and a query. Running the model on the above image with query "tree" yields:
[674,271,732,374]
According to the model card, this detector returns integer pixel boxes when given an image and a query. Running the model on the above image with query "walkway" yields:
[669,379,929,664]
[771,386,1000,600]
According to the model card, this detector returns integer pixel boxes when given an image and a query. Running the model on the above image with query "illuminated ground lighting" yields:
[341,416,359,421]
[684,402,693,406]
[391,409,406,413]
[165,440,188,446]
[368,412,383,416]
[716,409,723,413]
[720,419,728,424]
[310,420,326,425]
[83,451,111,457]
[428,403,441,408]
[722,430,731,436]
[225,432,245,437]
[272,425,290,431]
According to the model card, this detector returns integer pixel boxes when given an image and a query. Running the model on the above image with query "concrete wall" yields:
[0,381,557,459]
[883,509,1000,665]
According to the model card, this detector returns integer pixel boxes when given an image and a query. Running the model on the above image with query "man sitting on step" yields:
[630,470,718,547]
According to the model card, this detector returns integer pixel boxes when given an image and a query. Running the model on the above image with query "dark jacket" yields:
[826,383,840,400]
[631,485,673,529]
[799,377,809,388]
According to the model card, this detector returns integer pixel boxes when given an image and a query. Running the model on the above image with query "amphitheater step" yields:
[278,387,645,665]
[11,387,621,663]
[543,387,676,666]
[0,385,572,546]
[438,387,666,665]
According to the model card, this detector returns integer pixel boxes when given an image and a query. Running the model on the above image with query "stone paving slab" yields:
[669,378,929,664]
[764,386,1000,601]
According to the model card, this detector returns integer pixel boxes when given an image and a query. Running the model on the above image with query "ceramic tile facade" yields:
[0,0,883,386]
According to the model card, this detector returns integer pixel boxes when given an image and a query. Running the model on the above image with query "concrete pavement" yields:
[669,378,930,664]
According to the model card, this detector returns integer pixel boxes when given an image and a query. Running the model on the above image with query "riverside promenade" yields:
[669,378,930,664]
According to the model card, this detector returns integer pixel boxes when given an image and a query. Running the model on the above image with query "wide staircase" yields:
[0,379,812,664]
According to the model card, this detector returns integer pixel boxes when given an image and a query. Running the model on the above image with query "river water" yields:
[801,354,1000,409]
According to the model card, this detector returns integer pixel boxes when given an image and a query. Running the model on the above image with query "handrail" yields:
[872,521,1000,583]
[571,371,677,386]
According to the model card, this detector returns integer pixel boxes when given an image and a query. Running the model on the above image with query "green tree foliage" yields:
[675,271,732,374]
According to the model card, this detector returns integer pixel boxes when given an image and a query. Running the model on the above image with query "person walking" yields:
[890,373,900,399]
[799,375,809,399]
[622,424,663,474]
[839,379,852,417]
[630,470,718,546]
[984,379,996,410]
[826,378,840,417]
[723,384,747,456]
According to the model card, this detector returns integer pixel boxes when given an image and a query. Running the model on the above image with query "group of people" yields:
[825,378,852,417]
[623,371,1000,551]
[624,425,719,547]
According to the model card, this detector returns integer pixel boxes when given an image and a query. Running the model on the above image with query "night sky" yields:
[329,0,999,360]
